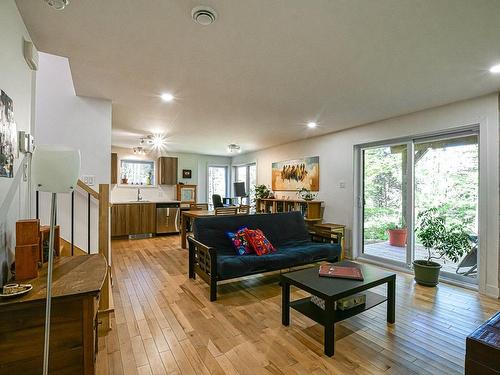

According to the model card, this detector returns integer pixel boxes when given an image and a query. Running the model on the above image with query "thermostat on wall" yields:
[81,175,95,186]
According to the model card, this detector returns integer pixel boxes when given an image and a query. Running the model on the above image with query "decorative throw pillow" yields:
[244,228,276,256]
[226,226,252,255]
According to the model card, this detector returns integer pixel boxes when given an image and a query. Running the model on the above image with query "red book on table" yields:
[319,264,364,281]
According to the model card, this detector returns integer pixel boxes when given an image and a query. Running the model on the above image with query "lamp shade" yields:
[32,145,81,193]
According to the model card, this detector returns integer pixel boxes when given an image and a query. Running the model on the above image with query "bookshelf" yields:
[255,198,323,225]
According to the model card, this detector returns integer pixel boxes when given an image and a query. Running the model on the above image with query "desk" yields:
[0,254,107,374]
[181,210,244,249]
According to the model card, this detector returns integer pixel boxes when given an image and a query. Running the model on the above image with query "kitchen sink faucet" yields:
[137,188,142,201]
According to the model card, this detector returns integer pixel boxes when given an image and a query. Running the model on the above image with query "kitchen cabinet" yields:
[111,153,118,184]
[158,156,178,185]
[139,203,156,233]
[111,204,128,236]
[111,203,156,237]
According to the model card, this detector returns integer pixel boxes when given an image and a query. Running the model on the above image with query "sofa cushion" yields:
[226,226,252,255]
[244,228,276,255]
[216,241,341,279]
[193,212,310,256]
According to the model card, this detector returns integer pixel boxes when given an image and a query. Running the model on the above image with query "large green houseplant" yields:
[414,207,471,286]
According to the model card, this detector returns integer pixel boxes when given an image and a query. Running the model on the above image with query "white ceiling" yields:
[16,0,500,156]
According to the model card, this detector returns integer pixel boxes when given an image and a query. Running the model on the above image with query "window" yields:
[208,166,228,207]
[120,159,155,186]
[234,163,256,205]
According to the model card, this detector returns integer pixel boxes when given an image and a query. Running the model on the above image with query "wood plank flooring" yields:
[97,236,500,375]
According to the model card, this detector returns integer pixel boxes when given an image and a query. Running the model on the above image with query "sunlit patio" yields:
[364,241,477,279]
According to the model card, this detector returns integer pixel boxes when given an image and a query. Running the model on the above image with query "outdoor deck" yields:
[364,241,476,278]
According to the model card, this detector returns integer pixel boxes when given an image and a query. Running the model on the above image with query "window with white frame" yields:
[120,159,155,186]
[234,163,256,205]
[208,166,228,207]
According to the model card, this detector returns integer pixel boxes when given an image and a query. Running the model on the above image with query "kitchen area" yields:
[110,150,200,239]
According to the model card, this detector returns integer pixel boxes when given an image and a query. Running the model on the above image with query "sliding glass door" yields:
[359,129,479,283]
[362,143,410,267]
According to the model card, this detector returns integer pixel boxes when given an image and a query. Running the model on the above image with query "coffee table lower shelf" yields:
[290,291,387,325]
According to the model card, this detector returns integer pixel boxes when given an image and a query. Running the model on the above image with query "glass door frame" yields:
[354,126,480,284]
[358,140,414,269]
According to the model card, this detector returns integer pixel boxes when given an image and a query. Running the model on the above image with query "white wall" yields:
[0,0,36,285]
[35,53,112,253]
[111,146,231,203]
[232,94,500,297]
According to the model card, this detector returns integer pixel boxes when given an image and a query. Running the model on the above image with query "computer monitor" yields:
[233,181,246,197]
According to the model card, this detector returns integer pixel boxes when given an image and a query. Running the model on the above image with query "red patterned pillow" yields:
[244,228,276,256]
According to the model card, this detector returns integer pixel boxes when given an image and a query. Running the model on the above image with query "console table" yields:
[0,254,107,374]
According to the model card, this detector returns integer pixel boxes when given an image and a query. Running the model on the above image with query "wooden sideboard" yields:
[0,254,107,374]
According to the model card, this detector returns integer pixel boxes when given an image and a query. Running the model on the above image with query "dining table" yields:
[180,209,245,249]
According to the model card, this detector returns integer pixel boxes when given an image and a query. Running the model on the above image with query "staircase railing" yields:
[35,180,112,331]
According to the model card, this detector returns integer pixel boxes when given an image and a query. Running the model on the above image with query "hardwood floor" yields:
[97,236,500,375]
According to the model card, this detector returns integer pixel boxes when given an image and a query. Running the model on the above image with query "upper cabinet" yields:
[111,153,118,184]
[157,156,178,185]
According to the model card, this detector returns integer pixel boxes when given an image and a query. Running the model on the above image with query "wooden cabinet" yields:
[0,255,107,374]
[111,204,129,236]
[140,203,156,233]
[111,203,156,237]
[111,153,118,184]
[158,157,178,185]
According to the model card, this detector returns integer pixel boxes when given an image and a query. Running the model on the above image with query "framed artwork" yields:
[182,169,192,179]
[0,90,17,178]
[272,156,319,191]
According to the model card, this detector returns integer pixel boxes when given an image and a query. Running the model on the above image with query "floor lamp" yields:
[31,145,80,375]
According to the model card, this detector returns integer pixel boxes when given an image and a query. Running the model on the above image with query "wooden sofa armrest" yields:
[187,236,218,301]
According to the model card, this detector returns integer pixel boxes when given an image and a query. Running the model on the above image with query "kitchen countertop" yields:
[111,200,181,205]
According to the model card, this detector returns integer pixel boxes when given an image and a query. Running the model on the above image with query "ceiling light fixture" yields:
[161,92,174,102]
[133,147,146,155]
[489,64,500,74]
[307,121,317,129]
[44,0,69,10]
[192,6,218,26]
[227,144,241,153]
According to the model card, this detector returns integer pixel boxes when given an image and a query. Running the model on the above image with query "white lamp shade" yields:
[32,145,81,193]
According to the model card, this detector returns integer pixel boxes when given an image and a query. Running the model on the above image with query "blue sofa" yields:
[188,211,342,301]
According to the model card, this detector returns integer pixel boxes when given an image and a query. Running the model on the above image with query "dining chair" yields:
[238,205,250,214]
[215,207,238,216]
[212,194,224,208]
[190,203,208,211]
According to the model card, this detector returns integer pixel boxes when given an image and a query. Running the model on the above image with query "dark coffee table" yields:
[281,261,396,356]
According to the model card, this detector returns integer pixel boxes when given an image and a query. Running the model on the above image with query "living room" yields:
[1,1,500,374]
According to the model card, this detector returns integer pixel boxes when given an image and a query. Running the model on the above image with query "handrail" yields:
[77,179,100,200]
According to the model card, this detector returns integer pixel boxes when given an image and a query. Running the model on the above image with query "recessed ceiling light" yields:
[489,64,500,74]
[161,92,174,102]
[44,0,69,10]
[307,122,317,129]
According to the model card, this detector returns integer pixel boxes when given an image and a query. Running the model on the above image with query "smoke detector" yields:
[44,0,69,10]
[192,6,217,26]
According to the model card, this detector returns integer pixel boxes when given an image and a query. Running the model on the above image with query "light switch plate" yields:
[338,181,346,189]
[81,175,95,186]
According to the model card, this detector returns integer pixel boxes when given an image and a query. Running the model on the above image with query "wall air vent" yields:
[192,6,218,26]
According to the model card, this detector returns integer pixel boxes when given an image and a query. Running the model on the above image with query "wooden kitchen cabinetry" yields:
[111,153,118,184]
[157,156,178,185]
[111,203,156,237]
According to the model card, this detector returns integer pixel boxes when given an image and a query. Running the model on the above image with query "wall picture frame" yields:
[182,169,192,179]
[272,156,319,191]
[0,90,17,178]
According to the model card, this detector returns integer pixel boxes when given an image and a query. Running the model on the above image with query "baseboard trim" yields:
[484,284,500,298]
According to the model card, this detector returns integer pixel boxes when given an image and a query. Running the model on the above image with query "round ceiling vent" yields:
[192,6,218,26]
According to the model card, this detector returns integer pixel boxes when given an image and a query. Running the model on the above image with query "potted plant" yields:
[254,184,271,200]
[297,187,317,201]
[414,207,471,286]
[387,222,407,247]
